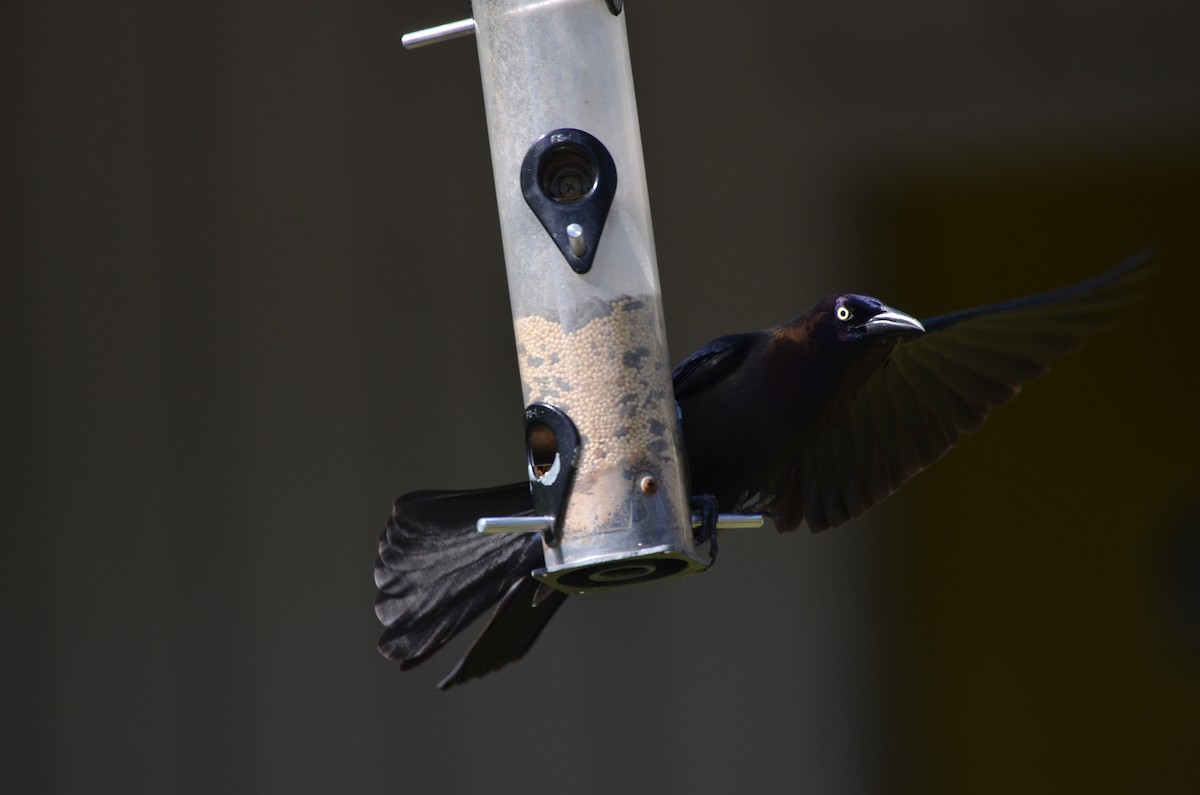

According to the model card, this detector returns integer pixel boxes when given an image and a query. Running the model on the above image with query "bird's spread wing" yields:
[672,333,757,401]
[374,483,544,670]
[776,249,1152,532]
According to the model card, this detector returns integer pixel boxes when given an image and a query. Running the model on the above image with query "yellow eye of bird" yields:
[836,305,851,321]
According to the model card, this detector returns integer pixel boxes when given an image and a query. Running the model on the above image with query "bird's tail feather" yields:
[374,482,544,667]
[374,483,549,675]
[435,576,567,690]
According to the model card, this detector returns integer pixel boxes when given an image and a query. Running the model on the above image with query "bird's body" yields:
[375,252,1151,688]
[676,294,924,529]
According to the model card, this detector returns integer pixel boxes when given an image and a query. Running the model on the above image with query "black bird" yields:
[375,251,1151,688]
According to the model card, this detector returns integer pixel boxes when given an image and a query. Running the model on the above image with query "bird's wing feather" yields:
[671,333,757,401]
[920,247,1152,332]
[779,249,1152,532]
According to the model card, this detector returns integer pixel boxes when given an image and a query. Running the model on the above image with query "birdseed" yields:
[514,295,686,531]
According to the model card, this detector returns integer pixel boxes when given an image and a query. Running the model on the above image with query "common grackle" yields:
[374,250,1151,689]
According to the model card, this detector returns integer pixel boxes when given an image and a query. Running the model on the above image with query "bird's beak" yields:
[864,305,925,337]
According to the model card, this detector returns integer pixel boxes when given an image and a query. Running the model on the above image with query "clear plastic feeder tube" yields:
[472,0,698,574]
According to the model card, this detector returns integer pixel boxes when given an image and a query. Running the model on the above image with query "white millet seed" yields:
[514,296,680,529]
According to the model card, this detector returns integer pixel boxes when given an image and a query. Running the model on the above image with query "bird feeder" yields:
[404,0,756,594]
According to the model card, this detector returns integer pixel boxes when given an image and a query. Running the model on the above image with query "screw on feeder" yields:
[540,145,595,202]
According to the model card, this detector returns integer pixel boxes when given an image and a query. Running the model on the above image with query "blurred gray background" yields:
[7,0,1199,792]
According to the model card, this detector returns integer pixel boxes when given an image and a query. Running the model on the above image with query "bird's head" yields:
[764,293,928,424]
[811,293,926,346]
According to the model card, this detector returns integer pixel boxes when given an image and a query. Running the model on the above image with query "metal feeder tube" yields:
[471,0,705,592]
